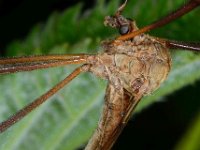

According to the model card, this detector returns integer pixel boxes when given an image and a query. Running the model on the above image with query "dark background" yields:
[0,0,200,150]
[0,0,96,55]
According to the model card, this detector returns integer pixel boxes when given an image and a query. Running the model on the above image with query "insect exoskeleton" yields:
[88,19,171,98]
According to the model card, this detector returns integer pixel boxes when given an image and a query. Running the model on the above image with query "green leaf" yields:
[175,111,200,150]
[0,0,200,150]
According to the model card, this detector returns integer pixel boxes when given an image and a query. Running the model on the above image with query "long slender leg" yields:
[155,38,200,52]
[0,60,85,74]
[0,54,91,74]
[0,65,89,133]
[0,54,88,64]
[118,0,200,40]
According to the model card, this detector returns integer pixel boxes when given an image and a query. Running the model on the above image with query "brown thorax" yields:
[88,0,171,98]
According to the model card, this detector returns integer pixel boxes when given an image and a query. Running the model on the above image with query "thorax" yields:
[88,34,171,97]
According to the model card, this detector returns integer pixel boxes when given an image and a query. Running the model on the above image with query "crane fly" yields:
[0,0,200,149]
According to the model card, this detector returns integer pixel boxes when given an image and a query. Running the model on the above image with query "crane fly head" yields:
[104,0,138,36]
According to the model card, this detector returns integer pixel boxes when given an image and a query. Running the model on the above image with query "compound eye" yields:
[119,25,130,35]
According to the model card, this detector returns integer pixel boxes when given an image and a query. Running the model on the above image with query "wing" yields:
[85,83,142,150]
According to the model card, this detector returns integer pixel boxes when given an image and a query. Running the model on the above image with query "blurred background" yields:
[0,0,200,150]
[0,0,96,55]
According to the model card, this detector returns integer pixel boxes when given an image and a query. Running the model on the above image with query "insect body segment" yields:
[104,13,136,35]
[90,35,171,96]
[104,1,136,36]
[85,8,171,149]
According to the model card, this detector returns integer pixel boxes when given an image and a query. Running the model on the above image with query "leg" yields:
[118,0,200,40]
[0,65,89,133]
[156,38,200,52]
[0,54,91,74]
